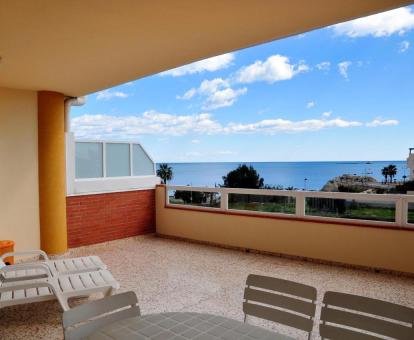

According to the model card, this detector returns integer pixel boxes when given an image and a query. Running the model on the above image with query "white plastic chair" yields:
[243,274,317,339]
[320,291,414,339]
[63,291,140,340]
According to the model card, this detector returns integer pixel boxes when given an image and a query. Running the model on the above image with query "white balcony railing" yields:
[166,185,414,228]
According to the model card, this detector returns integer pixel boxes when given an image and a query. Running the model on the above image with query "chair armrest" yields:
[0,262,54,283]
[1,249,49,261]
[0,280,58,294]
[1,262,52,273]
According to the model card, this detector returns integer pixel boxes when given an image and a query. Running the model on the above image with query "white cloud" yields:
[72,111,222,139]
[203,87,247,110]
[96,90,128,100]
[399,40,410,53]
[306,101,316,109]
[72,111,396,139]
[177,88,197,100]
[332,7,414,38]
[222,118,362,134]
[199,78,229,93]
[366,118,399,127]
[295,33,307,39]
[316,61,331,71]
[160,53,235,77]
[236,55,309,84]
[191,139,201,144]
[338,61,352,80]
[322,111,332,118]
[178,78,247,110]
[178,54,310,109]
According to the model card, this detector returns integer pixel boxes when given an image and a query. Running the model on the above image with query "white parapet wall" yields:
[156,185,414,274]
[71,176,161,195]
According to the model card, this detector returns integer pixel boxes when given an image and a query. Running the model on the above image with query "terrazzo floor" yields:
[1,234,414,339]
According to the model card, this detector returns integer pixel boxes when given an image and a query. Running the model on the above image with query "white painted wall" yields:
[0,87,40,251]
[70,176,161,196]
[407,153,414,181]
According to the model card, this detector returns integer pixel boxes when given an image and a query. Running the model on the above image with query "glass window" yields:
[168,190,221,208]
[228,194,296,214]
[305,197,395,222]
[408,202,414,224]
[132,144,154,176]
[106,143,130,177]
[75,142,103,178]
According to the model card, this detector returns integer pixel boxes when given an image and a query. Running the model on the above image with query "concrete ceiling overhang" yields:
[1,0,413,96]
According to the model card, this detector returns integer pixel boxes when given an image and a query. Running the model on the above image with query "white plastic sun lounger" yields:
[0,262,119,311]
[0,263,64,307]
[0,250,106,276]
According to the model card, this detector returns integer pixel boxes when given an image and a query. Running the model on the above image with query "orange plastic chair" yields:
[0,240,14,265]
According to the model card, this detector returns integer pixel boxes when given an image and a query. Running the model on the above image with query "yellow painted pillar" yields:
[38,91,67,254]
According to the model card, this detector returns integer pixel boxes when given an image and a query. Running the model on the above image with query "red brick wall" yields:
[66,189,155,248]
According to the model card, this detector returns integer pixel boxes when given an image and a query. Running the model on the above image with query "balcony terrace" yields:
[2,1,414,339]
[2,235,414,339]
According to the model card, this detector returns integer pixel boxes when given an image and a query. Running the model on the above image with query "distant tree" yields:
[381,167,389,183]
[222,164,264,189]
[157,163,173,184]
[387,164,397,182]
[174,190,205,204]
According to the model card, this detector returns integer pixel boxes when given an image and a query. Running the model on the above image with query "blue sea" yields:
[162,161,408,191]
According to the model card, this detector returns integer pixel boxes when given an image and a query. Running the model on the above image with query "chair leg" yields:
[57,296,70,311]
[104,287,114,297]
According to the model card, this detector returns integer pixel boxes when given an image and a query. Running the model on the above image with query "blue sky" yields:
[71,6,414,163]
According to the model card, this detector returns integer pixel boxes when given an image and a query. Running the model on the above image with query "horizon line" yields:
[155,159,406,164]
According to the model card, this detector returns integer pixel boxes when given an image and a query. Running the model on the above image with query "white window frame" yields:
[66,132,160,195]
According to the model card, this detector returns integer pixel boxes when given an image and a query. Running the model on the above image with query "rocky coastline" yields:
[321,174,391,193]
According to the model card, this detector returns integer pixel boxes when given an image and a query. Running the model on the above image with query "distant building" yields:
[408,148,414,181]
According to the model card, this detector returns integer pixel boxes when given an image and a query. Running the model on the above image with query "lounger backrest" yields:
[243,274,317,336]
[63,291,140,340]
[320,291,414,340]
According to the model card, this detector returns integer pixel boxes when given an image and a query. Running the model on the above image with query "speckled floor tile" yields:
[1,234,413,339]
